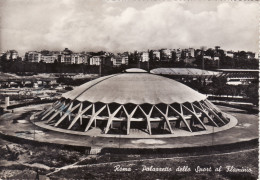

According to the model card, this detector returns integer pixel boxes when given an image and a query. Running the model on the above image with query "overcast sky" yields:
[0,0,258,55]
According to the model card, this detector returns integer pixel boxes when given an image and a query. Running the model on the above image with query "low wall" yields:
[0,129,257,155]
[6,99,58,110]
[100,138,258,155]
[212,102,259,113]
[0,131,91,153]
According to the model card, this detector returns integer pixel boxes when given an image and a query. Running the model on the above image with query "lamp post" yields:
[212,119,214,146]
[99,58,102,77]
[119,110,123,149]
[147,49,150,72]
[202,57,205,70]
[201,47,205,70]
[33,115,36,140]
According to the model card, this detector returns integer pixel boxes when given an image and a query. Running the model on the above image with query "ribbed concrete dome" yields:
[40,69,230,136]
[62,71,206,105]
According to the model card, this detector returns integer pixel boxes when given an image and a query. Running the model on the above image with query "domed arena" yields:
[39,68,231,136]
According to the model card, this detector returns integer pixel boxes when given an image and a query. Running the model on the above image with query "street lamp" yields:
[99,57,103,77]
[212,125,215,146]
[33,114,36,140]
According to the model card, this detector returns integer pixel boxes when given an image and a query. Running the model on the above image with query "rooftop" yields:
[151,68,219,76]
[62,69,206,104]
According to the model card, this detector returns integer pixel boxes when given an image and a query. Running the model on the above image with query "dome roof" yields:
[125,68,147,73]
[62,71,206,105]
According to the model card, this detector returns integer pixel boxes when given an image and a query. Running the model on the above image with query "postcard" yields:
[0,0,258,179]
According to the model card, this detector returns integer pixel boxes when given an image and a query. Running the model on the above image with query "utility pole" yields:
[215,46,220,69]
[99,57,102,77]
[212,125,214,146]
[147,49,150,72]
[202,57,205,70]
[33,115,35,140]
[119,110,123,149]
[138,55,141,69]
[201,46,205,70]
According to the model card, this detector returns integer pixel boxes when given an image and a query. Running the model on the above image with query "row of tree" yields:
[0,60,125,75]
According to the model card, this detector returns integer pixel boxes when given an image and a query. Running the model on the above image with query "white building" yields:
[162,49,172,59]
[79,55,88,64]
[173,49,181,61]
[112,55,129,66]
[72,54,84,64]
[203,55,212,60]
[213,57,220,61]
[58,54,85,64]
[58,48,75,64]
[153,51,160,60]
[59,54,72,64]
[141,52,149,62]
[89,56,101,65]
[224,51,234,58]
[189,48,195,57]
[5,50,19,60]
[122,56,128,65]
[26,51,41,62]
[41,55,57,63]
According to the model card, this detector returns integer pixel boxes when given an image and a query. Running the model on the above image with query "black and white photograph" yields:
[0,0,259,179]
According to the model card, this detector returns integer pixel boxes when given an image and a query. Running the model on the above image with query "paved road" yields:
[0,104,258,149]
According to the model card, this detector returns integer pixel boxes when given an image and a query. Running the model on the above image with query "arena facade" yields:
[40,68,230,135]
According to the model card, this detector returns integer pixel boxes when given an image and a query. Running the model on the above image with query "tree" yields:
[205,48,214,57]
[246,83,259,106]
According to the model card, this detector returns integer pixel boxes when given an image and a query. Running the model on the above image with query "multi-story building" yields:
[173,49,181,61]
[11,50,18,60]
[78,54,88,64]
[141,52,149,62]
[73,54,82,64]
[65,55,73,64]
[161,49,172,61]
[111,56,120,66]
[189,48,195,57]
[58,55,65,63]
[41,55,57,63]
[180,48,195,59]
[3,50,19,60]
[153,51,160,61]
[58,48,74,64]
[89,56,102,65]
[57,48,86,64]
[122,55,128,65]
[25,51,41,62]
[218,69,259,86]
[72,54,79,64]
[111,55,129,66]
[59,55,74,64]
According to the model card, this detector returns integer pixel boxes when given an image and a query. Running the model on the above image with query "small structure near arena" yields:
[39,68,230,135]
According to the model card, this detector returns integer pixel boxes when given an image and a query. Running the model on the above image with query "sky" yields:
[0,0,259,56]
